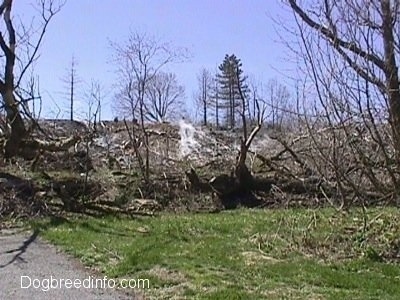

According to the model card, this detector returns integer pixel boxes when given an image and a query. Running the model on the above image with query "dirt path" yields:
[0,227,138,299]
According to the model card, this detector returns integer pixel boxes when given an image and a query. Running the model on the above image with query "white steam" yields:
[178,119,200,158]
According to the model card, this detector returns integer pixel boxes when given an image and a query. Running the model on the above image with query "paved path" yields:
[0,228,138,299]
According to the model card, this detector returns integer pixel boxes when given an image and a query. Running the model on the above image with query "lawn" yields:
[31,207,400,299]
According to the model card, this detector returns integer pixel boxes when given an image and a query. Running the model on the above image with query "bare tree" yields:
[60,56,81,121]
[286,0,400,164]
[80,79,103,202]
[213,69,220,127]
[84,79,105,129]
[0,0,71,158]
[112,31,187,183]
[1,0,29,156]
[195,68,214,126]
[246,77,262,126]
[278,0,400,206]
[144,71,184,122]
[265,78,291,130]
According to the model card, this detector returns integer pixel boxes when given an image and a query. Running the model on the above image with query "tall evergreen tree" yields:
[217,54,248,128]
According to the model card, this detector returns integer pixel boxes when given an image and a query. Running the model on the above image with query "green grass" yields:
[31,208,400,299]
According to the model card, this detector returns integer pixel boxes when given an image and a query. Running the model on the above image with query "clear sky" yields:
[14,0,295,120]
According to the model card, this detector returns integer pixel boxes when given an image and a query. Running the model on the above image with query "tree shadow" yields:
[35,214,137,239]
[32,214,71,231]
[77,220,138,238]
[0,214,72,269]
[0,229,39,269]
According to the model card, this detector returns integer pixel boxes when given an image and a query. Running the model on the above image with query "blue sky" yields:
[15,0,295,120]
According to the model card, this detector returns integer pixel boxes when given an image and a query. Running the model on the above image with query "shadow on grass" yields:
[77,219,138,238]
[32,215,71,231]
[34,213,139,239]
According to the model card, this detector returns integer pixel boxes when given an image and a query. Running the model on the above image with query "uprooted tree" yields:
[0,0,78,159]
[186,61,272,209]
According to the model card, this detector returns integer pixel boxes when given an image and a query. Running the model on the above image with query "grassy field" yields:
[31,208,400,299]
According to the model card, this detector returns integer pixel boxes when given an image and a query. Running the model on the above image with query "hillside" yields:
[0,118,396,221]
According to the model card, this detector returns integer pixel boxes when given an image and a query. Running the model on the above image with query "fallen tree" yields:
[186,71,273,209]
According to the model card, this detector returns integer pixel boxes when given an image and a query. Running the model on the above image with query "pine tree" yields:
[217,54,248,128]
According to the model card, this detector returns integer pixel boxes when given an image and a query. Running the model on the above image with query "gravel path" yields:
[0,228,138,299]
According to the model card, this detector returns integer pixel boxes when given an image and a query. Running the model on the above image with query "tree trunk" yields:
[0,0,27,157]
[381,0,400,165]
[3,89,27,157]
[203,103,207,126]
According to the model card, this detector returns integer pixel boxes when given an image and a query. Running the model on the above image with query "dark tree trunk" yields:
[381,0,400,165]
[0,1,27,157]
